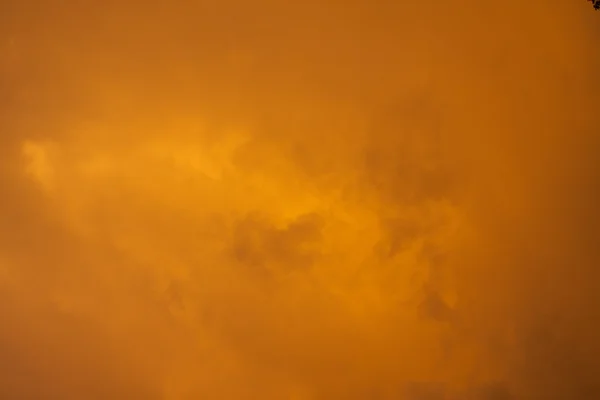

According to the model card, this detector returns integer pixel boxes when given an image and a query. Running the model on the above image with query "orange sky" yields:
[1,1,599,399]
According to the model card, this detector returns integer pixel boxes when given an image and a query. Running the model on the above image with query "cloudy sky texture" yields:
[1,1,599,399]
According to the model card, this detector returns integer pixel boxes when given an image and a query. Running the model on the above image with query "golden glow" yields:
[1,1,599,399]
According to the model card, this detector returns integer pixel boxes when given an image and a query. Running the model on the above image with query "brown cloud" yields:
[1,0,599,399]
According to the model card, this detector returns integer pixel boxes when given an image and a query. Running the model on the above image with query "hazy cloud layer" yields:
[1,1,599,399]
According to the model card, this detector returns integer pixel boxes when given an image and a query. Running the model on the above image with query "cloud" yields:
[1,0,599,399]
